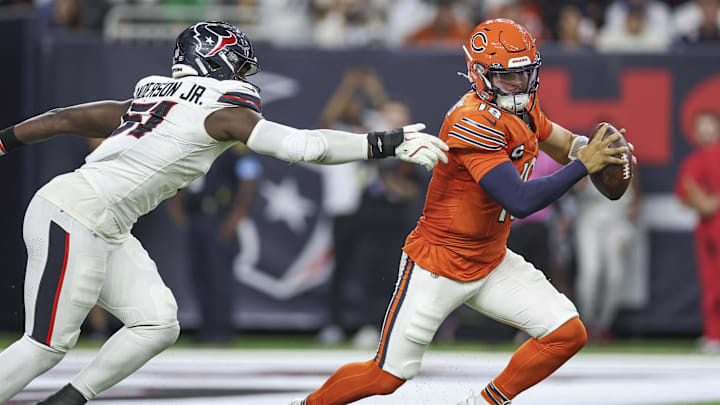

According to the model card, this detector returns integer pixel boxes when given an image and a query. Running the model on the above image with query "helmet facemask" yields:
[209,50,259,81]
[473,61,540,114]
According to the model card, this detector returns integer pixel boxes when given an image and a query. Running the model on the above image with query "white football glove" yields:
[394,123,449,171]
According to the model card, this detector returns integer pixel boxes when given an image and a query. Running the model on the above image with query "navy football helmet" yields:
[172,21,259,81]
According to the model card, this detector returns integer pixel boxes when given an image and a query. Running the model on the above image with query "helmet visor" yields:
[487,65,538,95]
[237,60,259,77]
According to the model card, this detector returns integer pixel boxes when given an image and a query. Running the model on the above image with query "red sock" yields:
[304,360,405,405]
[491,317,587,400]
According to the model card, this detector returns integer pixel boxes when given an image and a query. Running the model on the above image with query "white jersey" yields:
[36,75,262,243]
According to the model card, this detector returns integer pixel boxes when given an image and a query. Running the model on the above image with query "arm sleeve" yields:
[479,159,588,218]
[246,119,368,164]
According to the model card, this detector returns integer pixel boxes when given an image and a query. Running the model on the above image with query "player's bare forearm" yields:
[539,122,574,165]
[14,99,131,144]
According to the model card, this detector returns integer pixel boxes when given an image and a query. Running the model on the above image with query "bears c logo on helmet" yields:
[471,32,488,53]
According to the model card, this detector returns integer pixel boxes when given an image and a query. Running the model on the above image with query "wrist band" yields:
[367,128,404,159]
[0,126,21,155]
[568,135,588,161]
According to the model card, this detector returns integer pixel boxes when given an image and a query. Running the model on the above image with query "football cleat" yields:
[457,389,512,405]
[36,384,87,405]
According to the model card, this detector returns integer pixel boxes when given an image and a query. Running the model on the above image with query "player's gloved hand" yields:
[576,124,628,174]
[367,123,449,171]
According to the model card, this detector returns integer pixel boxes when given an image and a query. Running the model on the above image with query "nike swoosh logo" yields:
[482,115,497,126]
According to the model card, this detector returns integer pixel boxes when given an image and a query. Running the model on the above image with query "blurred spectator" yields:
[604,0,672,35]
[349,99,422,349]
[674,0,720,44]
[405,0,471,48]
[485,0,547,42]
[168,145,262,343]
[312,0,388,48]
[596,1,670,52]
[554,4,597,50]
[573,174,642,344]
[316,70,423,349]
[347,159,422,349]
[36,0,109,31]
[316,70,379,345]
[256,0,313,46]
[675,110,720,354]
[385,0,435,47]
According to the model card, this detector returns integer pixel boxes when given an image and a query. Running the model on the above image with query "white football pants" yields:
[375,250,578,380]
[0,195,179,403]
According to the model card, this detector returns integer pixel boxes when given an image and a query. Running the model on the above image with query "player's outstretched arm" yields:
[480,159,589,219]
[205,106,449,170]
[480,126,630,218]
[0,99,132,156]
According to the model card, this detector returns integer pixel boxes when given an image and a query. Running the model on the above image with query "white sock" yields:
[71,322,180,399]
[0,335,65,403]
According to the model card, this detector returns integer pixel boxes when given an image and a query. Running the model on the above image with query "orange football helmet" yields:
[462,18,541,114]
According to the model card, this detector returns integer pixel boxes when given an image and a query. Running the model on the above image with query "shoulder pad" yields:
[447,112,507,152]
[214,79,262,113]
[133,75,169,96]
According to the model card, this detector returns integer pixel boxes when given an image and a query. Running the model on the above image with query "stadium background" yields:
[1,0,719,404]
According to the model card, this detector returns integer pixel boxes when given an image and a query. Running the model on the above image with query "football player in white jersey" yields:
[0,21,448,404]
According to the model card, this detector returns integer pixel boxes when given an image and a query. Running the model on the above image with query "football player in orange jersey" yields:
[293,19,634,405]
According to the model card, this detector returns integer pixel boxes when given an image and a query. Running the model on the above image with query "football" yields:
[588,122,633,200]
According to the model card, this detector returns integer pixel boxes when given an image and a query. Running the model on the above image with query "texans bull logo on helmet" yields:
[172,21,259,81]
[192,23,240,57]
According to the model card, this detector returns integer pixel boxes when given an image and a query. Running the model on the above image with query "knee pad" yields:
[129,321,180,351]
[24,334,67,358]
[365,361,405,395]
[540,317,587,355]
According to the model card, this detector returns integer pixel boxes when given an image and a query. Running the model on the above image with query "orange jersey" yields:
[403,91,553,281]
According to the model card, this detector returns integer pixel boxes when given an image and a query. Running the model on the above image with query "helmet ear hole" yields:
[207,60,221,70]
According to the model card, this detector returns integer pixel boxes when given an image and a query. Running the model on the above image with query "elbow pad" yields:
[246,119,367,164]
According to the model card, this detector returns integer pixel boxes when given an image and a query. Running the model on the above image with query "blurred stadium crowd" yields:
[0,0,719,50]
